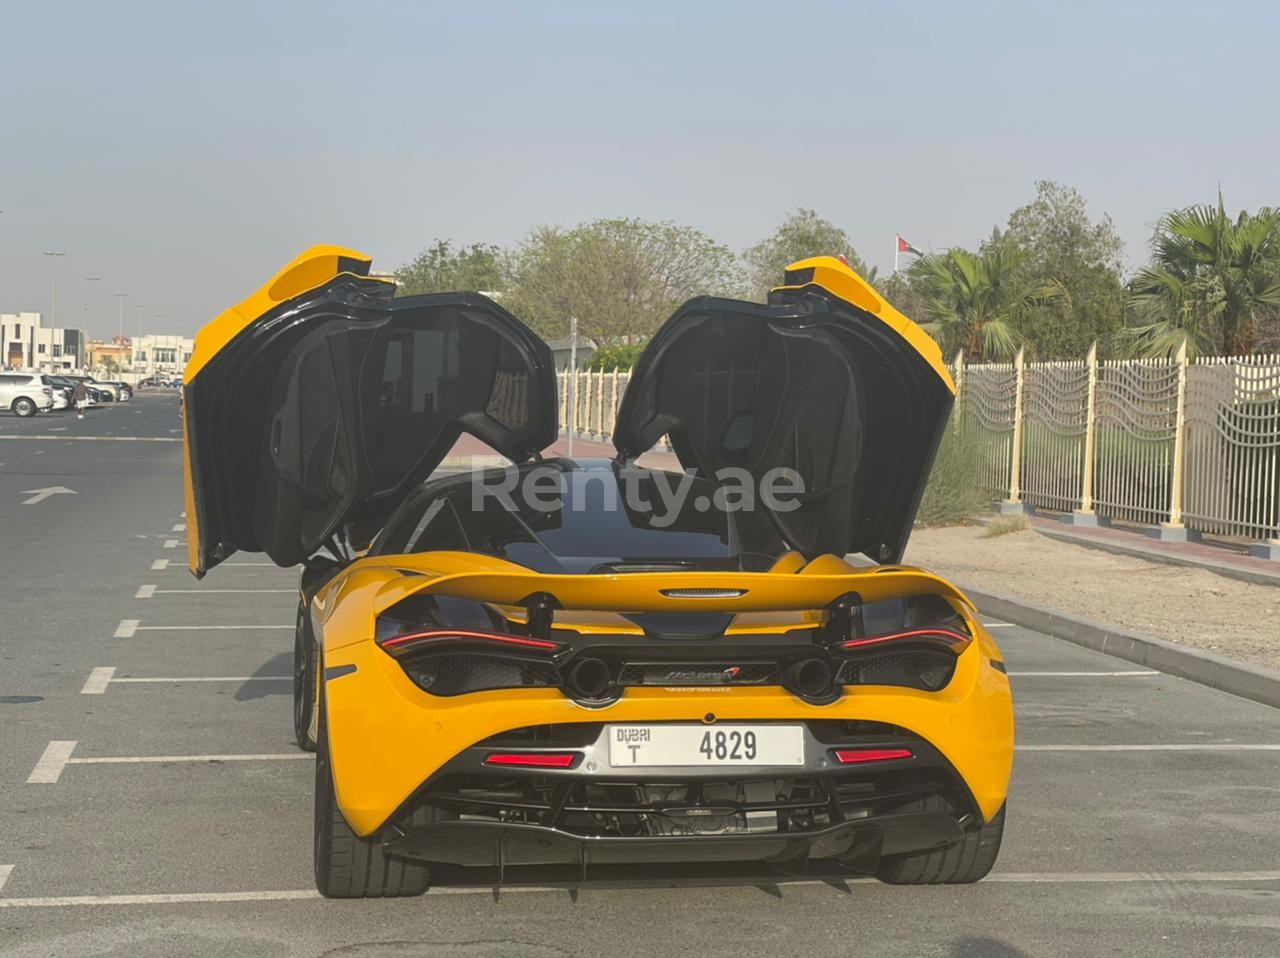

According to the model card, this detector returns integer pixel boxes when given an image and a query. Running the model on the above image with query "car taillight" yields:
[833,748,913,764]
[842,627,971,654]
[378,628,562,655]
[42,387,52,396]
[485,752,578,768]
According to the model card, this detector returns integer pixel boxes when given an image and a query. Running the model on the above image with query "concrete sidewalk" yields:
[1020,513,1280,587]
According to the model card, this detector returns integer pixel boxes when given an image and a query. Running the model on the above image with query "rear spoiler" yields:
[367,553,974,619]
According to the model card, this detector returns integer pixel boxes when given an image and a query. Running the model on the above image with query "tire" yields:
[876,797,1005,885]
[293,603,318,752]
[12,397,36,417]
[313,685,431,898]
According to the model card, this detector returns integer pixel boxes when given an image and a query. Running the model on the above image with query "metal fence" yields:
[958,346,1280,546]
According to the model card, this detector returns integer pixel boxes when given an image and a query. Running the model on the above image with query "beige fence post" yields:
[594,369,605,439]
[952,349,964,432]
[999,347,1025,513]
[1067,342,1099,525]
[558,371,567,435]
[1154,339,1190,540]
[607,368,619,440]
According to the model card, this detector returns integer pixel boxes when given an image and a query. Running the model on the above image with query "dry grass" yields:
[981,515,1030,538]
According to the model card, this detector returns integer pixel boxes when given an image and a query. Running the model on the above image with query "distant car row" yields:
[0,372,133,416]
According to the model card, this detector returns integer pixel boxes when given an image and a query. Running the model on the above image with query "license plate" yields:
[607,724,805,767]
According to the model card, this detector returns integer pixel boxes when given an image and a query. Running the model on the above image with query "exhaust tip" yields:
[785,657,834,700]
[566,657,613,700]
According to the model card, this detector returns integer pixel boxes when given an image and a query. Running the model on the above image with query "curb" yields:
[963,586,1280,711]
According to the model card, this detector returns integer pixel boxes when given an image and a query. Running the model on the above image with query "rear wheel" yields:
[12,397,36,417]
[876,798,1005,885]
[292,603,317,752]
[313,686,431,898]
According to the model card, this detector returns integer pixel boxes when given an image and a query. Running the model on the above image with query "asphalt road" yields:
[1,393,1278,957]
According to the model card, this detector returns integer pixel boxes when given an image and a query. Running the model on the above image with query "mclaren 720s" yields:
[182,247,1013,898]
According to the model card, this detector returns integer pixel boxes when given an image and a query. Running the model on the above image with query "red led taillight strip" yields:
[485,752,578,768]
[833,748,913,764]
[841,627,971,652]
[379,629,561,652]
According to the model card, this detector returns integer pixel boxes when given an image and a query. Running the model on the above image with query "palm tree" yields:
[909,236,1062,362]
[1127,196,1280,357]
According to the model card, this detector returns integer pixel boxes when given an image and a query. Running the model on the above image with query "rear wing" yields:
[366,553,974,619]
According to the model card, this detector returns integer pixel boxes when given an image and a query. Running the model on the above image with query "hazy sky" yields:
[2,0,1277,339]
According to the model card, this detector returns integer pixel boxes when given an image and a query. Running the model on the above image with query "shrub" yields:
[585,342,647,370]
[916,425,987,526]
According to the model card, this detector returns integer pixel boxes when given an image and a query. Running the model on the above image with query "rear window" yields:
[376,463,786,573]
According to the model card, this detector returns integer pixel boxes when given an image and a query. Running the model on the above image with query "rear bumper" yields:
[325,639,1013,839]
[387,812,963,870]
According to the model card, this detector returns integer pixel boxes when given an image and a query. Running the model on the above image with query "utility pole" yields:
[132,304,147,372]
[42,251,65,373]
[114,292,127,341]
[82,277,101,371]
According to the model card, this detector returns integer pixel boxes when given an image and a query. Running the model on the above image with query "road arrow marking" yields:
[21,486,76,505]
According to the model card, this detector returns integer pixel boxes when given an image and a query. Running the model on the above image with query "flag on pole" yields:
[896,235,923,257]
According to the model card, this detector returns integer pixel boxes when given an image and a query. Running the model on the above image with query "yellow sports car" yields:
[183,247,1014,898]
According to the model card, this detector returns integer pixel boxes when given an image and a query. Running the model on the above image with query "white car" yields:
[0,373,54,416]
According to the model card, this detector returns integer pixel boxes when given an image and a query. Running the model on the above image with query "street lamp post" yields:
[114,292,127,342]
[132,304,147,374]
[43,251,65,372]
[83,276,102,371]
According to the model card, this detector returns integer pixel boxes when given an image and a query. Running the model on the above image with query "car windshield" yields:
[375,462,787,573]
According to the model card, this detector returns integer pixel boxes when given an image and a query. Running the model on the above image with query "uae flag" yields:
[897,235,923,257]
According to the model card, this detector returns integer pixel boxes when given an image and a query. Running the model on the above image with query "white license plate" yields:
[607,724,805,768]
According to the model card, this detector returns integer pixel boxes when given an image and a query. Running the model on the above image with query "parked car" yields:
[64,375,113,402]
[0,372,54,416]
[184,246,1013,898]
[97,380,133,401]
[40,376,72,409]
[45,375,95,409]
[85,378,125,401]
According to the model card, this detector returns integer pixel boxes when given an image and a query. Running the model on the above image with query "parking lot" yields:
[0,392,1277,957]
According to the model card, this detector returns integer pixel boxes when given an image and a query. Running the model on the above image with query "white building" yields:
[132,333,194,378]
[1,311,87,372]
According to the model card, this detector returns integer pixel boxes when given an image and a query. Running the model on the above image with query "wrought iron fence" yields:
[959,346,1280,547]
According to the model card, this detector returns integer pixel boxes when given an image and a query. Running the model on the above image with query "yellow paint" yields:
[314,550,1014,837]
[773,255,955,392]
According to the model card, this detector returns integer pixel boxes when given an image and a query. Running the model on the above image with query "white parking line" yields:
[151,588,295,595]
[1,870,1279,908]
[163,539,179,548]
[68,753,310,766]
[982,622,1015,628]
[134,624,294,631]
[151,559,169,570]
[1008,671,1158,677]
[81,667,116,694]
[135,584,156,599]
[110,676,290,685]
[0,864,12,896]
[113,619,139,638]
[27,742,77,784]
[172,523,185,532]
[1017,744,1280,752]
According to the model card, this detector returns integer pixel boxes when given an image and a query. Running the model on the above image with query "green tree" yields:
[586,342,647,370]
[910,232,1063,362]
[744,209,873,300]
[504,218,741,345]
[101,355,120,375]
[395,240,507,296]
[1004,181,1126,358]
[1126,196,1280,357]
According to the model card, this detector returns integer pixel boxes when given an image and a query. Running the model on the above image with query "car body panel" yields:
[614,257,955,564]
[317,591,1012,837]
[182,245,557,574]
